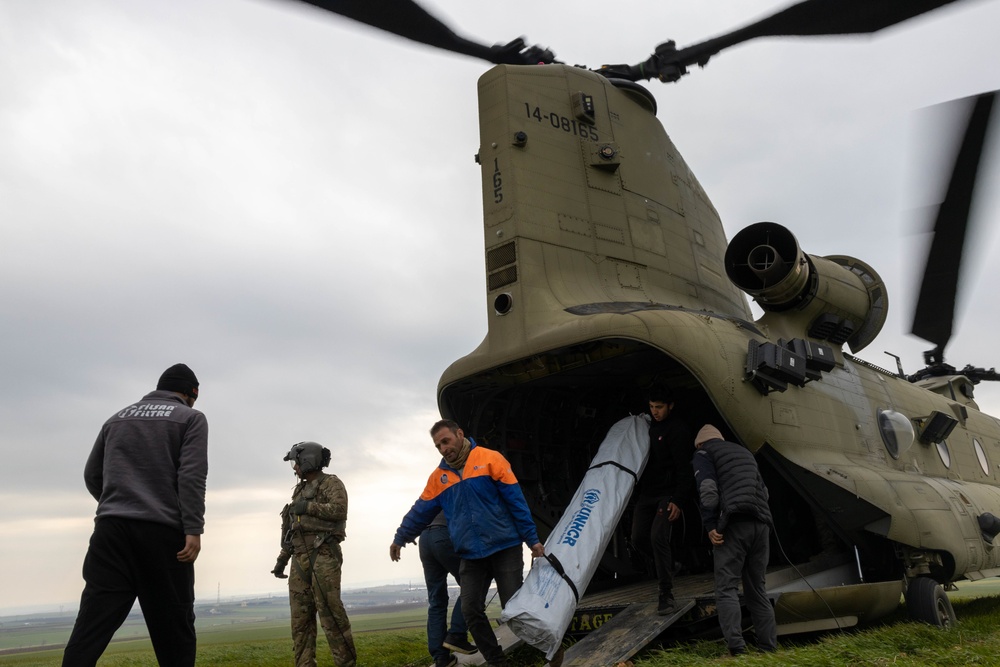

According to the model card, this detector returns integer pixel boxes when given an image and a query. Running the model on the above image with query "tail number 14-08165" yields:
[524,103,599,141]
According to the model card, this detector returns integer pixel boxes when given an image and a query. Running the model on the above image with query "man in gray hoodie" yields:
[62,363,208,667]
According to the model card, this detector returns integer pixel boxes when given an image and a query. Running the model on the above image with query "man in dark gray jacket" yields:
[63,364,208,667]
[692,425,776,656]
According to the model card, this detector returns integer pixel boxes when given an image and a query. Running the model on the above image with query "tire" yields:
[906,577,956,628]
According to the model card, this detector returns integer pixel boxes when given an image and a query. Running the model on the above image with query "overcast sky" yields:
[2,0,999,615]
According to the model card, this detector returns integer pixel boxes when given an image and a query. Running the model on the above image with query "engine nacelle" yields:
[724,222,888,353]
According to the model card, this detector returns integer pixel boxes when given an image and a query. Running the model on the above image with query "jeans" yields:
[420,525,466,660]
[459,545,524,663]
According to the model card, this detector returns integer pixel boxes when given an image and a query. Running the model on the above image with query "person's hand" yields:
[271,559,288,579]
[389,543,402,562]
[290,499,309,515]
[666,502,681,522]
[177,534,201,563]
[708,529,724,546]
[529,542,546,558]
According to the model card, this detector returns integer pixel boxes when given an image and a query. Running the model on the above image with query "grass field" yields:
[3,582,1000,666]
[0,597,429,654]
[0,606,433,667]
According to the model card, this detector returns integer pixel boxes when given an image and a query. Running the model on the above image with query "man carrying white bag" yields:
[500,415,651,661]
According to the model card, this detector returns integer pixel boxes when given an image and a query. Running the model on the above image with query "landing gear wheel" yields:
[906,577,956,628]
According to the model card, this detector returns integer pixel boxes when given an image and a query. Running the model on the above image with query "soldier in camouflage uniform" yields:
[272,441,357,667]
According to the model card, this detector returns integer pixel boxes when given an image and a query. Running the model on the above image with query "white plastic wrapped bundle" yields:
[500,414,651,659]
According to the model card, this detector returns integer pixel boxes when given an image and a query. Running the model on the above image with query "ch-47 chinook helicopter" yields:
[297,0,999,647]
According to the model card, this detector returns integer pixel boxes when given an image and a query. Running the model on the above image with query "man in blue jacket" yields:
[390,419,544,667]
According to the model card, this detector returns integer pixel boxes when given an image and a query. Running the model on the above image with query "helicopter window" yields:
[974,438,990,476]
[877,409,914,460]
[936,440,951,469]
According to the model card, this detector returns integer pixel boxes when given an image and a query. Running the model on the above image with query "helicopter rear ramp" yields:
[455,577,709,667]
[560,597,696,666]
[556,573,716,665]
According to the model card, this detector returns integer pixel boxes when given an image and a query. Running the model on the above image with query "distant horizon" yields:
[0,581,434,621]
[0,578,448,618]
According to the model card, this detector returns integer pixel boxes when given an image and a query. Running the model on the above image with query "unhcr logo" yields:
[559,488,601,547]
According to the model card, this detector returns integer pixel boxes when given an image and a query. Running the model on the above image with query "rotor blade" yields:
[683,0,964,65]
[292,0,547,65]
[910,91,997,353]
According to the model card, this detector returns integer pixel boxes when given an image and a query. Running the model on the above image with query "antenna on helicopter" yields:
[908,91,998,383]
[884,351,905,378]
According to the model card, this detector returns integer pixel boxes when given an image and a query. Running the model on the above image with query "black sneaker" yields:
[443,634,479,655]
[435,654,457,667]
[657,594,676,616]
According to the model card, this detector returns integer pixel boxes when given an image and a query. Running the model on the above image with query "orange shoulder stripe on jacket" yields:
[461,447,519,485]
[419,466,459,501]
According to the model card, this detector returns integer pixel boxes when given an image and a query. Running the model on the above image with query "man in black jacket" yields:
[692,425,776,655]
[630,386,694,615]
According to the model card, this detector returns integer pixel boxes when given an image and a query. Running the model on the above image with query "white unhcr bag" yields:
[500,414,650,659]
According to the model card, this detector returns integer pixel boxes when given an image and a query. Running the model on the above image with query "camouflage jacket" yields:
[277,472,348,559]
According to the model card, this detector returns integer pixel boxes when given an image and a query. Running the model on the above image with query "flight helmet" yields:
[283,441,331,474]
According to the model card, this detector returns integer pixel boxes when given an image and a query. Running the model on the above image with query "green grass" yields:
[5,589,1000,666]
[0,630,429,667]
[0,606,433,666]
[641,596,1000,666]
[949,578,1000,600]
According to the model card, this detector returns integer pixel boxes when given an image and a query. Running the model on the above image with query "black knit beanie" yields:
[157,363,200,397]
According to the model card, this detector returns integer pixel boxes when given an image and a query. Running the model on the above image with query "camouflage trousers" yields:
[289,541,357,667]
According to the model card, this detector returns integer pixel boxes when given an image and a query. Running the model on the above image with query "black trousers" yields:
[459,545,524,663]
[62,517,196,667]
[630,496,674,591]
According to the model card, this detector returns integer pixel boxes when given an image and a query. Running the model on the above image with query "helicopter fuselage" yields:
[437,63,1000,625]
